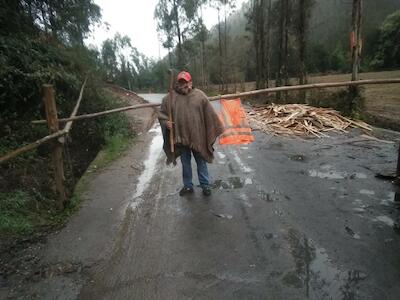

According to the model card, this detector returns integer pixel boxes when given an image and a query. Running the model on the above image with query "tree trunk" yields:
[265,0,272,89]
[254,0,266,90]
[224,1,228,90]
[349,0,363,114]
[253,0,261,89]
[351,0,362,82]
[200,6,207,89]
[276,0,285,100]
[283,0,290,102]
[298,0,308,103]
[173,0,184,69]
[218,7,224,92]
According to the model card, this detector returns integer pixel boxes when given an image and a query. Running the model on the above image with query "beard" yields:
[175,85,192,95]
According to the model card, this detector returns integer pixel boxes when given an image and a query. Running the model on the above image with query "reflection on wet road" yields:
[130,125,163,209]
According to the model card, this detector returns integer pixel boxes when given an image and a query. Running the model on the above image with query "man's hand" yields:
[166,121,174,130]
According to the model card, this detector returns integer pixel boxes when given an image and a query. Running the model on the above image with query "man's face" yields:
[177,79,192,95]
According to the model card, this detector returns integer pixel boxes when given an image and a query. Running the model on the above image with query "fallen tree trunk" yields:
[0,130,67,164]
[207,78,400,100]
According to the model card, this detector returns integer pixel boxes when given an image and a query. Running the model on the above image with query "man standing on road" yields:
[159,71,224,197]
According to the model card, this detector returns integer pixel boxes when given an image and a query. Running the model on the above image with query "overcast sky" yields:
[86,0,247,60]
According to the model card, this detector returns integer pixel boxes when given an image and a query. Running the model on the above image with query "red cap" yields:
[177,71,191,82]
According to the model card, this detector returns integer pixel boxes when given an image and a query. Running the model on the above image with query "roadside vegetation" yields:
[0,1,133,239]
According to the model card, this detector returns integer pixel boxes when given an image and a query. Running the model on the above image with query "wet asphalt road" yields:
[79,95,400,300]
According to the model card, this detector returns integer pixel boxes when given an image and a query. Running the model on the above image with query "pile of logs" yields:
[247,104,372,137]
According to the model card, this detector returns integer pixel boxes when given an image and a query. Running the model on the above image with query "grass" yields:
[91,133,133,170]
[0,191,40,236]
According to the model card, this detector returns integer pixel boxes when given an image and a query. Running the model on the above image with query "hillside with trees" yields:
[154,0,400,91]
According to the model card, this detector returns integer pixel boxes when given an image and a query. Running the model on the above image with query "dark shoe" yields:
[179,187,194,196]
[202,186,211,197]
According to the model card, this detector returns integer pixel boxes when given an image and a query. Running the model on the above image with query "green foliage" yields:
[99,33,169,92]
[329,43,348,73]
[101,113,131,142]
[306,44,330,73]
[0,36,81,121]
[371,10,400,68]
[0,191,38,235]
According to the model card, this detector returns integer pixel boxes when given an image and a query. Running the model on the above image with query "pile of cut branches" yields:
[247,104,372,137]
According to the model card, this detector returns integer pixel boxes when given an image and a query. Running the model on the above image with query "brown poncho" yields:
[158,88,224,164]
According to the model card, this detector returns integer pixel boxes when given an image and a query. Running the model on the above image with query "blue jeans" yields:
[180,146,209,189]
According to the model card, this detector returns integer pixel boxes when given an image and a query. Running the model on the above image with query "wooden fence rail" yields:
[1,77,400,184]
[31,78,400,125]
[207,78,400,100]
[32,103,159,125]
[0,130,66,164]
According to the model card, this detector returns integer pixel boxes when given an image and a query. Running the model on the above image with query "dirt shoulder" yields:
[0,86,158,299]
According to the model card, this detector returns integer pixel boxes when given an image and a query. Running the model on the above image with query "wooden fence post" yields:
[43,84,66,210]
[396,142,400,186]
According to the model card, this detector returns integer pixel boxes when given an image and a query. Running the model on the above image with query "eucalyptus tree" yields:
[209,0,236,91]
[248,0,272,89]
[155,0,175,66]
[295,0,315,102]
[17,0,101,45]
[155,0,203,69]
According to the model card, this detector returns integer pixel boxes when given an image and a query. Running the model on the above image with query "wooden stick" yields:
[396,142,400,181]
[32,103,161,124]
[168,70,175,153]
[64,77,87,133]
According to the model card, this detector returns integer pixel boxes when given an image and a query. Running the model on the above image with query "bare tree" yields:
[297,0,315,103]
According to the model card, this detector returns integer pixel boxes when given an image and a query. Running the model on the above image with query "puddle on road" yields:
[264,233,278,240]
[231,149,253,173]
[239,194,252,207]
[257,189,290,203]
[213,177,253,190]
[308,170,367,180]
[307,164,367,180]
[244,178,253,185]
[284,228,367,299]
[216,152,226,159]
[258,190,279,202]
[353,207,366,213]
[131,125,163,208]
[380,191,400,206]
[289,154,306,162]
[359,189,375,196]
[345,226,361,239]
[375,215,395,227]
